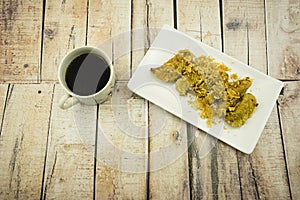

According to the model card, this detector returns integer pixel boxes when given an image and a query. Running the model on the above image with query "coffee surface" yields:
[65,53,111,96]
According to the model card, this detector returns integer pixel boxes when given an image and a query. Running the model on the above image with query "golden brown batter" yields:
[151,49,258,128]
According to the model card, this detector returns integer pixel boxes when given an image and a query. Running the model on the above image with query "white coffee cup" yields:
[58,46,115,109]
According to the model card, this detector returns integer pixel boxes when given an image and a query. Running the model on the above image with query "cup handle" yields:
[59,94,79,109]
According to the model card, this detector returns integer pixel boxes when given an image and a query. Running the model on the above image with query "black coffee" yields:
[65,53,111,96]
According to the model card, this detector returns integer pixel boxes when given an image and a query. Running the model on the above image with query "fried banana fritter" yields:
[226,77,253,110]
[225,93,258,127]
[175,77,191,96]
[150,65,180,82]
[150,49,258,128]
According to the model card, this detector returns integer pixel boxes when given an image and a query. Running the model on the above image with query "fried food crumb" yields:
[231,73,238,80]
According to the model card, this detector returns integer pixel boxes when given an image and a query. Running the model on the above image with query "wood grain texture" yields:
[131,0,148,73]
[216,145,241,199]
[177,1,222,198]
[147,0,189,199]
[41,84,96,200]
[0,84,53,199]
[246,0,268,74]
[187,128,215,199]
[88,0,131,81]
[222,0,289,199]
[129,4,192,198]
[96,82,148,199]
[41,0,88,82]
[149,104,190,199]
[0,0,43,82]
[278,81,300,199]
[224,1,291,199]
[238,108,291,199]
[223,0,268,73]
[178,0,222,48]
[223,0,247,62]
[88,1,147,198]
[0,84,9,132]
[266,0,300,80]
[147,0,174,42]
[178,0,242,198]
[223,1,291,199]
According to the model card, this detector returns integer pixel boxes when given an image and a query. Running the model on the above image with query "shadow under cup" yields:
[58,46,115,109]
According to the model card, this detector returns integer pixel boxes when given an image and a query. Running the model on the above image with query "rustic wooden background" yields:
[0,0,299,199]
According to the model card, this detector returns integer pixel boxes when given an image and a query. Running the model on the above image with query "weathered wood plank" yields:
[223,0,247,63]
[0,84,9,132]
[246,0,268,73]
[0,84,53,199]
[146,0,174,43]
[41,84,96,200]
[223,0,267,198]
[187,128,212,199]
[278,81,300,199]
[178,0,242,198]
[131,0,148,73]
[88,0,147,198]
[177,1,222,198]
[88,0,131,81]
[224,1,289,199]
[238,108,290,199]
[96,82,148,199]
[0,0,43,82]
[223,1,291,199]
[41,0,88,82]
[149,105,190,199]
[222,0,259,198]
[178,0,222,49]
[223,0,268,73]
[266,0,300,80]
[146,0,190,199]
[187,129,244,200]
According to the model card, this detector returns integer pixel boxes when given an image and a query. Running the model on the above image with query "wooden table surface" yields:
[0,0,299,199]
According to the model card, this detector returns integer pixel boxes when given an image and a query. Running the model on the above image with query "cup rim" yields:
[58,46,115,99]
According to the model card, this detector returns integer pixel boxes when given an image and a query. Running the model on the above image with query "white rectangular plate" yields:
[127,25,283,154]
